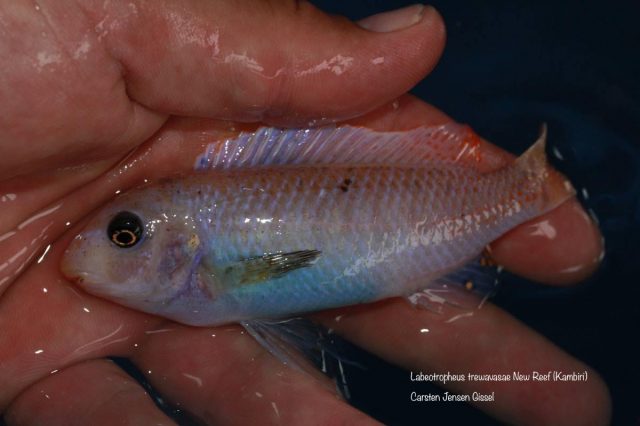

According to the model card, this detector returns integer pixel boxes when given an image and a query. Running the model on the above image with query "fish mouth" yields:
[59,247,101,286]
[59,249,82,282]
[60,269,120,301]
[67,273,87,285]
[60,269,98,286]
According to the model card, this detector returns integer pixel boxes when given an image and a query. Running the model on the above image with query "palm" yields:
[0,1,609,425]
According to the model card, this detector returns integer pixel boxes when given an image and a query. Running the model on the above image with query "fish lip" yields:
[69,274,86,285]
[61,270,94,285]
[61,270,116,300]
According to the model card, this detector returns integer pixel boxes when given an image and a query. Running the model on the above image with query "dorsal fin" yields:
[195,124,486,171]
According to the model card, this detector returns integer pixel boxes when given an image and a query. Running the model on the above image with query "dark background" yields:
[311,1,640,425]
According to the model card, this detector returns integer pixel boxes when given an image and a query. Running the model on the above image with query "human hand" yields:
[0,1,609,425]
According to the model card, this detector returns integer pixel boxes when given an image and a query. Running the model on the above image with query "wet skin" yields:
[0,1,609,425]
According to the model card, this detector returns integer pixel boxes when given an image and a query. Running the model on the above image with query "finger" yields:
[2,2,444,180]
[4,359,176,426]
[345,95,603,283]
[489,202,603,284]
[0,159,117,235]
[317,299,611,426]
[80,1,444,123]
[0,233,159,410]
[130,324,379,425]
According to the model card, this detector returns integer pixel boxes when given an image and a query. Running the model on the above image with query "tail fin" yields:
[514,124,575,212]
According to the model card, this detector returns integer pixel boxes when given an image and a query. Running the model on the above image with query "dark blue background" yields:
[312,1,640,425]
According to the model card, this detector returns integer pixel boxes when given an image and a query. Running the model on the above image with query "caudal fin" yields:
[514,124,575,212]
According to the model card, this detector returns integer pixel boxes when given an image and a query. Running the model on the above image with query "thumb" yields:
[87,1,445,124]
[0,1,445,180]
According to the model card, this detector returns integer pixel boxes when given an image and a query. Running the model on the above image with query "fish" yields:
[61,124,574,327]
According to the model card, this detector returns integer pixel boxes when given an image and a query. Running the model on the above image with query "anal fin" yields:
[241,318,360,399]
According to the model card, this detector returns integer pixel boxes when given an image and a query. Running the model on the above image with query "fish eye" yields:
[107,211,143,248]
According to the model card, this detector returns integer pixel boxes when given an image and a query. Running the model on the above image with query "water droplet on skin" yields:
[144,328,174,335]
[528,219,557,240]
[207,30,220,56]
[296,54,354,77]
[18,204,62,230]
[72,37,92,60]
[559,264,586,274]
[444,311,474,323]
[182,373,203,387]
[37,244,52,263]
[0,231,15,243]
[223,53,265,73]
[36,51,62,68]
[70,324,129,356]
[271,401,280,418]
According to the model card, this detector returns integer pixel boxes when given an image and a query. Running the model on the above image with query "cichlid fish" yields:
[61,124,574,326]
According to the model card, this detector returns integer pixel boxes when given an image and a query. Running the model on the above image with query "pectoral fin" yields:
[222,250,322,286]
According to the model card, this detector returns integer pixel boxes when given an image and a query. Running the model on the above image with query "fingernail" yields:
[357,4,426,33]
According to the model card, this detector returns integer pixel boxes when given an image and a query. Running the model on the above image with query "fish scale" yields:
[148,164,544,323]
[61,125,574,326]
